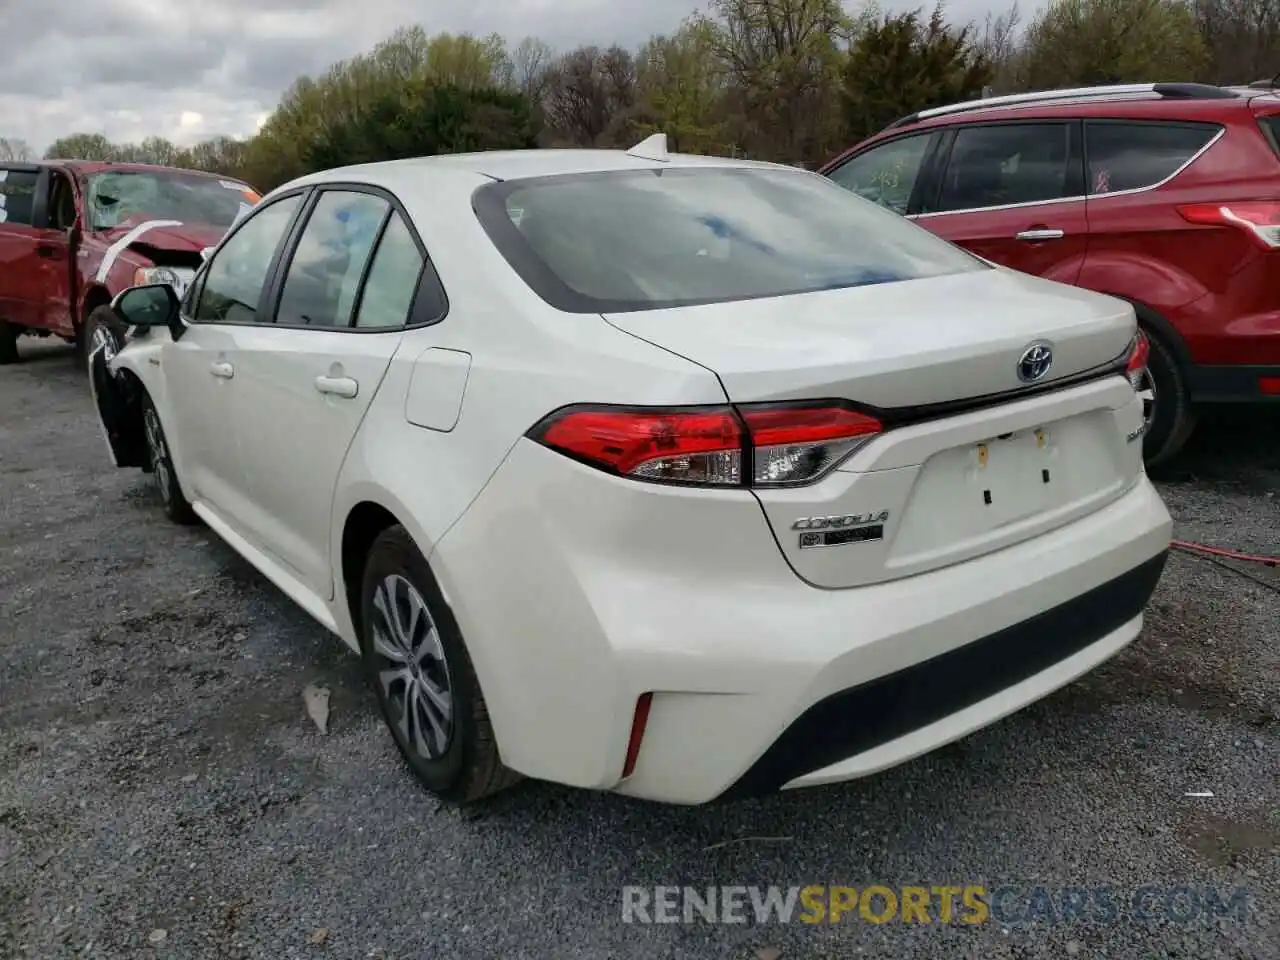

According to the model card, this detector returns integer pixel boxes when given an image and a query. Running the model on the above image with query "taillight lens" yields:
[528,401,882,488]
[1177,201,1280,249]
[1125,330,1150,390]
[535,407,743,486]
[740,404,881,485]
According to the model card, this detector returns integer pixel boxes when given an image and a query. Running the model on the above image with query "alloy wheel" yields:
[1134,367,1157,433]
[370,574,454,761]
[143,407,172,505]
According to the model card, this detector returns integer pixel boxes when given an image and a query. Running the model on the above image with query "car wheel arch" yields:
[79,284,113,328]
[340,500,403,633]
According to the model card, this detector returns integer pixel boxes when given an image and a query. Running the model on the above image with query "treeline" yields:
[13,0,1280,192]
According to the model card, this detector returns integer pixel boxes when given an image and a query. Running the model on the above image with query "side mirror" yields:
[110,283,185,342]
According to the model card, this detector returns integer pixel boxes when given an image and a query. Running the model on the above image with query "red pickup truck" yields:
[0,160,259,365]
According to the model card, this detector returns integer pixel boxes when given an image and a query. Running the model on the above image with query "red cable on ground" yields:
[1171,540,1279,567]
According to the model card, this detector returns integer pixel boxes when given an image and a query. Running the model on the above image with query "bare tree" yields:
[975,1,1025,90]
[0,137,35,162]
[512,36,554,105]
[543,45,638,146]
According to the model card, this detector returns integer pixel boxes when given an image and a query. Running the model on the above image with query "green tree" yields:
[1022,0,1207,87]
[841,4,994,141]
[45,133,115,160]
[704,0,851,163]
[636,17,728,153]
[302,81,539,172]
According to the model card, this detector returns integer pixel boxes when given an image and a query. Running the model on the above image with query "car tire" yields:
[0,319,19,365]
[359,525,520,805]
[80,305,128,372]
[140,392,197,525]
[1140,325,1196,470]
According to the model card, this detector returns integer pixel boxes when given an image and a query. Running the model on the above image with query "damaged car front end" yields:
[88,283,185,473]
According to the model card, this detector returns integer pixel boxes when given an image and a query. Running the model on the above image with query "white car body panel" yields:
[600,268,1136,408]
[90,148,1175,805]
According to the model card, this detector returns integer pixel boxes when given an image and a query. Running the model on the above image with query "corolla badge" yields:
[1017,341,1054,383]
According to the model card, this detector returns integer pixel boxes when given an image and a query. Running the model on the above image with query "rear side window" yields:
[936,123,1076,212]
[354,213,425,329]
[0,168,38,226]
[1085,121,1218,194]
[472,167,986,314]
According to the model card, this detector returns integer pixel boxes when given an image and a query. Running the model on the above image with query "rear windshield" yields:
[472,166,986,313]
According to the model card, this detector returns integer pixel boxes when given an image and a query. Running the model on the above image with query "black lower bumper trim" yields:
[1187,364,1280,403]
[718,550,1169,801]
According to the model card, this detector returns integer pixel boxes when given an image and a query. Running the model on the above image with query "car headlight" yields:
[133,266,192,297]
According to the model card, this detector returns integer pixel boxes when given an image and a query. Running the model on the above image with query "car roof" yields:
[42,159,251,181]
[820,82,1280,172]
[278,146,802,196]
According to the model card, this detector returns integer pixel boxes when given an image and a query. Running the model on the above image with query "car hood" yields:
[98,221,228,253]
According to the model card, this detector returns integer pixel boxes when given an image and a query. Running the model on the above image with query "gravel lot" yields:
[1,339,1277,960]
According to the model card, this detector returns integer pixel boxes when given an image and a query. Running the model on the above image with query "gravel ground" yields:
[1,339,1277,960]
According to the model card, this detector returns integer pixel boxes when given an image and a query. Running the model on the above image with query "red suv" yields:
[820,82,1280,466]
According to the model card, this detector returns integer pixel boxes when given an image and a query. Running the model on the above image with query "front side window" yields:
[194,194,301,325]
[0,168,38,226]
[85,170,260,231]
[1086,121,1219,194]
[275,191,390,328]
[826,134,933,215]
[474,166,985,314]
[936,124,1075,212]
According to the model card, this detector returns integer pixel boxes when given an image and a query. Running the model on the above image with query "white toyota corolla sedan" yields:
[88,136,1173,806]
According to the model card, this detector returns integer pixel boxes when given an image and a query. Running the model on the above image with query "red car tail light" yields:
[1124,330,1150,391]
[533,406,745,486]
[529,401,882,488]
[1177,201,1280,250]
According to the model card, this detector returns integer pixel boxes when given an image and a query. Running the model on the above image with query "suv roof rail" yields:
[885,82,1240,130]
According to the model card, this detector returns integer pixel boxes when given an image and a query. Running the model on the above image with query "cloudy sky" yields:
[0,0,1031,154]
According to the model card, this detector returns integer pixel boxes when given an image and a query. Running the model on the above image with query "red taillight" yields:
[529,401,882,487]
[740,404,881,486]
[1125,330,1150,390]
[534,407,744,485]
[621,693,653,779]
[1177,201,1280,250]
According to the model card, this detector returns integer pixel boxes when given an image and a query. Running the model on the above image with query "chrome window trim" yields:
[910,124,1226,220]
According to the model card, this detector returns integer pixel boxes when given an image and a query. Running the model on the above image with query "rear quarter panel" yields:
[324,166,729,646]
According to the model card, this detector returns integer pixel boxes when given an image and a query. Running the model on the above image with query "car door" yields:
[161,191,307,528]
[226,186,436,600]
[912,120,1091,284]
[0,164,49,329]
[35,169,79,337]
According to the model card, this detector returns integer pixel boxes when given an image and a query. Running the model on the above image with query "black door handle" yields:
[36,244,59,259]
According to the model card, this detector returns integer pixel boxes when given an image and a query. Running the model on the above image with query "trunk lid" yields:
[601,268,1135,409]
[604,269,1146,588]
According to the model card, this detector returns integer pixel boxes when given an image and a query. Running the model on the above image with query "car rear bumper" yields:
[1186,363,1280,403]
[431,440,1173,805]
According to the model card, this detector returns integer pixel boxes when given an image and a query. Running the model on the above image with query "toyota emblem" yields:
[1017,342,1054,383]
